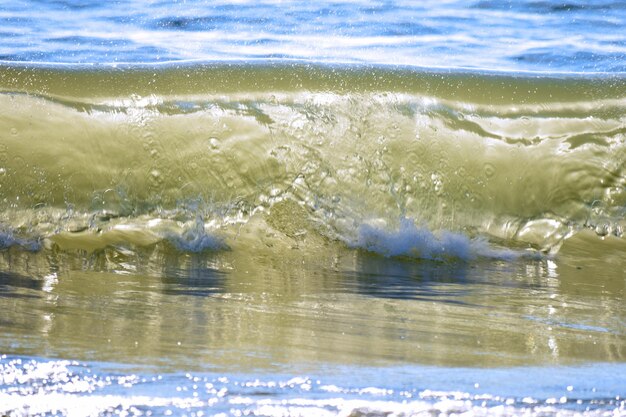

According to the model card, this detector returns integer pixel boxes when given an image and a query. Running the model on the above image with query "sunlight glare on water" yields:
[0,0,624,71]
[1,1,626,416]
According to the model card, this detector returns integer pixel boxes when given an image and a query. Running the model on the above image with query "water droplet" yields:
[10,127,18,136]
[150,169,161,179]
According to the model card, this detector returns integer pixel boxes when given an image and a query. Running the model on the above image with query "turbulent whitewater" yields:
[1,64,625,258]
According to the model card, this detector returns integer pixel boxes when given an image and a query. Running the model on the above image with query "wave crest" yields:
[1,66,625,255]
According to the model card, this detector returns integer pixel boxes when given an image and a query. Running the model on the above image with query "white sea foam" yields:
[0,229,41,251]
[351,218,527,261]
[162,215,227,253]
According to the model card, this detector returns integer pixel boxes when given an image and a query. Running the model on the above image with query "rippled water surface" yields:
[0,0,625,71]
[1,231,626,415]
[1,1,626,416]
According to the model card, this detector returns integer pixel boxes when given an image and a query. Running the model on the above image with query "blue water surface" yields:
[0,0,625,72]
[2,355,625,416]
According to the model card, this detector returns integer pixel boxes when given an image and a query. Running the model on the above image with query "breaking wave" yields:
[1,64,625,259]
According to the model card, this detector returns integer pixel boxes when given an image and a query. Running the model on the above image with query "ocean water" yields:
[1,1,626,416]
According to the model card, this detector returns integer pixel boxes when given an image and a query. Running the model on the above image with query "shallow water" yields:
[1,230,626,415]
[1,227,626,369]
[1,1,626,416]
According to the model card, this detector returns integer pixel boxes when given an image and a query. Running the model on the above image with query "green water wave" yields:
[1,64,625,255]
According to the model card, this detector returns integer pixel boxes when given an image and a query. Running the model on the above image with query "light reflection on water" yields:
[0,231,624,372]
[1,355,626,416]
[0,0,625,71]
[1,230,625,415]
[1,1,625,415]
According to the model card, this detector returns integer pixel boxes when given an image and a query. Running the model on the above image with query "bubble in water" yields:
[208,137,220,150]
[431,172,444,195]
[594,223,610,237]
[13,155,25,168]
[483,163,495,178]
[10,127,18,136]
